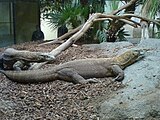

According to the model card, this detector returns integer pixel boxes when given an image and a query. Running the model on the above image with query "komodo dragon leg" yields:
[13,60,31,71]
[13,61,25,71]
[57,68,98,84]
[111,65,124,82]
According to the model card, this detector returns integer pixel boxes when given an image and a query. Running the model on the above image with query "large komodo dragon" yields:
[0,48,55,70]
[0,49,144,84]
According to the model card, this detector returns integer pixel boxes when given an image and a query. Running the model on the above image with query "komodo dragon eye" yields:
[134,52,139,57]
[40,54,55,61]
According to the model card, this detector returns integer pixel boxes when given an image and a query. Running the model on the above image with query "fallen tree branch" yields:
[39,25,83,46]
[30,13,101,69]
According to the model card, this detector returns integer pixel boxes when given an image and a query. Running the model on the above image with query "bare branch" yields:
[119,19,137,27]
[125,18,141,27]
[121,14,160,25]
[98,13,160,26]
[111,0,138,15]
[93,18,113,22]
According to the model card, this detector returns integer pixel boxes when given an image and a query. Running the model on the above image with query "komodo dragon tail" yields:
[0,69,58,84]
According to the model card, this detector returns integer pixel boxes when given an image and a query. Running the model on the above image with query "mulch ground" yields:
[0,42,124,120]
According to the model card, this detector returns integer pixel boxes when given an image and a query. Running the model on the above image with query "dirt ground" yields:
[0,42,124,120]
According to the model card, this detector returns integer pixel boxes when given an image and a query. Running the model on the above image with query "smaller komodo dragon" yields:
[0,49,144,84]
[0,48,55,70]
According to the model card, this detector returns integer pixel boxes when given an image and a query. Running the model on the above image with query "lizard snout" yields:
[133,49,145,61]
[40,53,55,61]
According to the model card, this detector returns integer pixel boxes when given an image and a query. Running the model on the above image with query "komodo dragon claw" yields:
[84,78,99,84]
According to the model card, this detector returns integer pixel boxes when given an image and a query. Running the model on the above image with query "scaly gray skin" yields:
[2,48,55,62]
[0,50,144,84]
[0,48,55,70]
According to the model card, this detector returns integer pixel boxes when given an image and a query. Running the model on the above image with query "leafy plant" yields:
[141,0,160,19]
[97,25,130,43]
[44,4,89,29]
[96,21,109,43]
[96,29,107,43]
[109,0,120,11]
[88,0,105,13]
[41,0,107,43]
[116,28,130,41]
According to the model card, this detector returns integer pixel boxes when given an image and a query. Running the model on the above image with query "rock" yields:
[83,41,134,57]
[97,39,160,119]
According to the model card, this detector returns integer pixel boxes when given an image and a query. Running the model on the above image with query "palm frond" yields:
[46,4,89,30]
[109,0,120,11]
[117,28,130,41]
[96,30,107,43]
[141,0,160,18]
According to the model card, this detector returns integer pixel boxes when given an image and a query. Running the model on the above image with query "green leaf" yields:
[117,28,130,41]
[96,30,107,43]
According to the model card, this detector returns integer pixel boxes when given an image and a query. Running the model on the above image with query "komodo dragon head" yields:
[2,48,55,62]
[113,49,144,69]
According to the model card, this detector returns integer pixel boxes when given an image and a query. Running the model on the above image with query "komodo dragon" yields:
[0,48,55,70]
[0,49,144,84]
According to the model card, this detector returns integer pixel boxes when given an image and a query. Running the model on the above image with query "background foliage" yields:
[40,0,160,42]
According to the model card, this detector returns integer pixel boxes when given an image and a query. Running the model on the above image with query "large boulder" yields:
[98,39,160,119]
